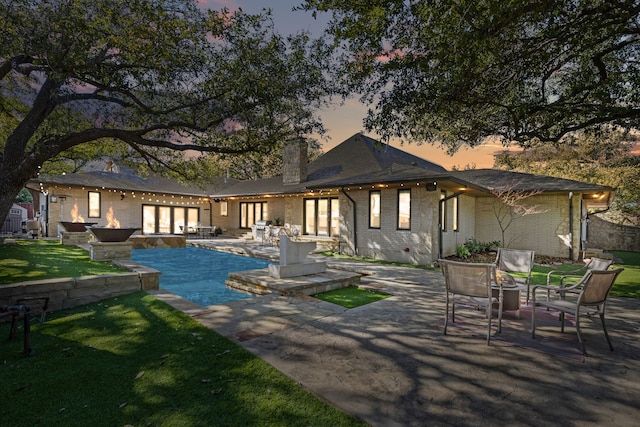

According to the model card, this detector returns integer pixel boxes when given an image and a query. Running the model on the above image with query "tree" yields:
[490,184,548,247]
[494,128,640,225]
[205,138,324,180]
[0,0,333,224]
[301,1,640,147]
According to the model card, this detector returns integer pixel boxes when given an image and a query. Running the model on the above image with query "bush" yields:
[455,244,472,259]
[454,238,500,259]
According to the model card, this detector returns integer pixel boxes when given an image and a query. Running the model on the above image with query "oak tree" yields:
[302,0,640,147]
[0,0,333,223]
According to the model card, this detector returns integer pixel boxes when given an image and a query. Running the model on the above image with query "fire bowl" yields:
[59,221,97,232]
[87,226,140,242]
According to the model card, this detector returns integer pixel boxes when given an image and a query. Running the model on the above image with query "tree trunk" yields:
[0,164,36,226]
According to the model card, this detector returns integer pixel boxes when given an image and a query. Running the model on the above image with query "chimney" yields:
[282,138,308,185]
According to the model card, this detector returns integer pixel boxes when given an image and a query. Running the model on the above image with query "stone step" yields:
[225,278,273,296]
[226,268,361,297]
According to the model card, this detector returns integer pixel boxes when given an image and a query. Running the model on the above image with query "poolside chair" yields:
[531,268,624,355]
[439,259,502,344]
[495,248,535,303]
[546,257,613,287]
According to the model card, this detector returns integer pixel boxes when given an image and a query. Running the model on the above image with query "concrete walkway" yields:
[150,239,640,427]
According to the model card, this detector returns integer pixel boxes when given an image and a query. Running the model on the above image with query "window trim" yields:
[453,195,459,232]
[88,191,101,218]
[369,190,381,229]
[397,188,411,230]
[303,197,339,236]
[440,190,447,231]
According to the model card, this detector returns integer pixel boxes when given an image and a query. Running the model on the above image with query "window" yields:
[142,205,199,234]
[369,190,381,229]
[397,189,411,230]
[304,197,339,236]
[240,202,266,228]
[440,191,447,231]
[88,192,100,218]
[220,200,228,216]
[453,196,459,232]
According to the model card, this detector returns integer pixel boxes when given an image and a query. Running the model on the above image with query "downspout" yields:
[340,187,358,255]
[438,191,464,260]
[568,192,574,260]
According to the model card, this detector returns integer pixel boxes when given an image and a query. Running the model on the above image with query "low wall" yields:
[0,262,160,313]
[587,215,640,252]
[129,235,186,249]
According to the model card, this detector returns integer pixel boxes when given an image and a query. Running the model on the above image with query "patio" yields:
[152,238,640,426]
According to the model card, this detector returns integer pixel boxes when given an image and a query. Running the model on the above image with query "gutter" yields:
[340,187,358,255]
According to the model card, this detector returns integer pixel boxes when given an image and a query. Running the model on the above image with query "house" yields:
[209,133,613,263]
[27,163,231,238]
[28,133,613,263]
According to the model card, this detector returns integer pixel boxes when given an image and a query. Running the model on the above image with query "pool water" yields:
[131,246,273,306]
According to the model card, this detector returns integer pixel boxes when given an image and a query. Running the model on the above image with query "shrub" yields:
[455,244,471,259]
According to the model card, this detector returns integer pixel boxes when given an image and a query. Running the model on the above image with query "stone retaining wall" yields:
[587,215,640,252]
[0,262,160,313]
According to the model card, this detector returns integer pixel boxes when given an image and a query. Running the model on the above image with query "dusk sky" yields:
[203,0,515,169]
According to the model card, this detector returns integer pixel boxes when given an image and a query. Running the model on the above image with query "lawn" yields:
[529,250,640,299]
[0,239,127,284]
[0,292,365,427]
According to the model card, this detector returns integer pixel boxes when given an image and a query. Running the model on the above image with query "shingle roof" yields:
[451,169,613,193]
[212,133,448,196]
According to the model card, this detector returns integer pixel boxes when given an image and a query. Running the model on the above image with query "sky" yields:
[202,0,515,169]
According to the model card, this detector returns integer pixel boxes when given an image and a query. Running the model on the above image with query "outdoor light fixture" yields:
[426,182,437,191]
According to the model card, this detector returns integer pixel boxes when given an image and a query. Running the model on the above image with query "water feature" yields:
[131,246,273,306]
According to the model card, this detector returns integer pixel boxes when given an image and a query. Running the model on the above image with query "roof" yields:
[450,169,613,193]
[29,168,235,196]
[212,133,448,197]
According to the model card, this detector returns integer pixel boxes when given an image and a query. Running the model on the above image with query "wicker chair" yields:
[531,268,624,355]
[439,259,502,344]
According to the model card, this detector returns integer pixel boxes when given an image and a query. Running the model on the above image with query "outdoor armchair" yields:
[495,248,535,303]
[439,259,502,344]
[546,257,613,287]
[531,268,624,356]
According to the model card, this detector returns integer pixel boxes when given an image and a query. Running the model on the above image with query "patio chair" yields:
[531,268,624,355]
[546,257,613,287]
[495,248,535,303]
[439,259,502,344]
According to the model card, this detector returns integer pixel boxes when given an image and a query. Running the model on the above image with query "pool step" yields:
[226,268,361,297]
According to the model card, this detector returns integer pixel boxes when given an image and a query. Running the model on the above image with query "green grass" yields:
[0,292,366,427]
[515,251,640,299]
[0,239,127,284]
[314,286,390,308]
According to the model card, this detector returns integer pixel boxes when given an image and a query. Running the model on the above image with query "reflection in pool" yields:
[131,246,273,306]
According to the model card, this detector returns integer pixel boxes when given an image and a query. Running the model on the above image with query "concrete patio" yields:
[150,238,640,427]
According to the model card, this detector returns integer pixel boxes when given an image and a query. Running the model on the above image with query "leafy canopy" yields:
[0,0,334,223]
[494,128,640,225]
[302,0,640,148]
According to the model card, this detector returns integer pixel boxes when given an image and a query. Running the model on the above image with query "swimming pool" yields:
[131,246,273,306]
